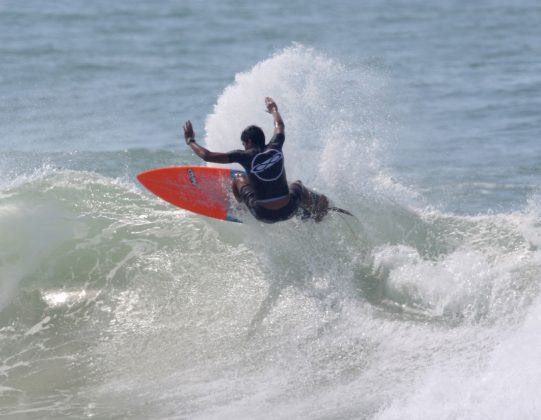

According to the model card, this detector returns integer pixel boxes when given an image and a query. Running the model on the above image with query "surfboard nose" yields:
[137,166,243,223]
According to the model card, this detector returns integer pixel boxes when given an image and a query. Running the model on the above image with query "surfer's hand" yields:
[265,97,278,113]
[183,120,196,145]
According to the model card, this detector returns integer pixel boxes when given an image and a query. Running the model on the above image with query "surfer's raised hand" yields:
[265,97,278,113]
[265,97,284,134]
[183,120,196,145]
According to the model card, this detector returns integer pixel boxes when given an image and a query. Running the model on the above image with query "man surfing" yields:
[183,97,330,223]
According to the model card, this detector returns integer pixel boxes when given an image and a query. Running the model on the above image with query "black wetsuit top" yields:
[227,133,289,203]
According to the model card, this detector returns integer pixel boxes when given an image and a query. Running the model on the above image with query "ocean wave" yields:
[1,45,541,419]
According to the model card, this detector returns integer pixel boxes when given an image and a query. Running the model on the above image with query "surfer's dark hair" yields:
[241,125,265,148]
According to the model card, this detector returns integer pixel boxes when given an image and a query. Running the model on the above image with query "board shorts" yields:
[239,181,305,224]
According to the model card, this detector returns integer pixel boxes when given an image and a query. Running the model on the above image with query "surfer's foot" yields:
[313,194,329,223]
[233,188,242,203]
[232,173,249,203]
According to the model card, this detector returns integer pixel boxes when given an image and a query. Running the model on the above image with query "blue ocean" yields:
[1,1,541,418]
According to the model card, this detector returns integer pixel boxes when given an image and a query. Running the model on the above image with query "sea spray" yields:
[204,45,401,203]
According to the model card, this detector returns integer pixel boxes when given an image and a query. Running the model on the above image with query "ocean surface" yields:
[1,1,541,419]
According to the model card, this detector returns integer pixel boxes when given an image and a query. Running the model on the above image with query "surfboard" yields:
[137,166,243,222]
[137,165,355,224]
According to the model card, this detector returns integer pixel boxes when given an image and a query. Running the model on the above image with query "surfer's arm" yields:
[189,142,231,164]
[265,97,284,135]
[183,120,231,164]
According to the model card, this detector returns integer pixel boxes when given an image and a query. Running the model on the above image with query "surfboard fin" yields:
[328,206,357,219]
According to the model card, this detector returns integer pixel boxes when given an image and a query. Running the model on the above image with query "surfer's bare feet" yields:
[232,173,249,203]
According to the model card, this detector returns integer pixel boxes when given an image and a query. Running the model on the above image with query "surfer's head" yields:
[241,125,265,149]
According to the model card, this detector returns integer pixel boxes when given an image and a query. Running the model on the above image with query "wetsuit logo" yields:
[251,149,284,182]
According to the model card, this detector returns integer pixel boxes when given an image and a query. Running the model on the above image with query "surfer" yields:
[183,97,330,224]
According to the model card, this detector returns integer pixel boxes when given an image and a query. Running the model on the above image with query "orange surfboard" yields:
[137,166,244,223]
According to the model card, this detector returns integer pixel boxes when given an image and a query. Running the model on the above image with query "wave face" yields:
[2,46,541,419]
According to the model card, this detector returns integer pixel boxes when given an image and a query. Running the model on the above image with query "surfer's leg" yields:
[297,182,329,223]
[305,191,328,222]
[232,176,271,222]
[232,173,250,202]
[312,193,329,222]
